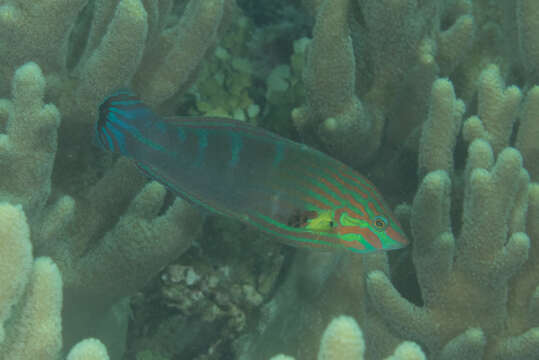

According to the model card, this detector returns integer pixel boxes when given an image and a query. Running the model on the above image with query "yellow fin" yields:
[305,210,334,232]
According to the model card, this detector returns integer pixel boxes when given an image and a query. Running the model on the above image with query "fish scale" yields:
[95,90,408,253]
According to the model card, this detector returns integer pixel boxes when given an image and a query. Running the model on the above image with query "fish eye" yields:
[373,216,388,231]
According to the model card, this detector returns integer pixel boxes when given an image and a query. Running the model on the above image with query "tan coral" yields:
[0,202,109,360]
[367,77,539,359]
[269,315,425,360]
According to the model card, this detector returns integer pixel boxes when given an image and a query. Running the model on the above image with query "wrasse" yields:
[95,90,408,253]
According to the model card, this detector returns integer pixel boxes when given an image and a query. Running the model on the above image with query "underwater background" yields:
[1,0,539,359]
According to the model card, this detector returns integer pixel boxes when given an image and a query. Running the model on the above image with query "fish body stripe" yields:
[102,127,115,151]
[106,111,166,153]
[177,128,186,142]
[273,142,285,167]
[194,129,208,167]
[310,159,392,222]
[105,121,126,154]
[248,211,377,253]
[228,131,242,168]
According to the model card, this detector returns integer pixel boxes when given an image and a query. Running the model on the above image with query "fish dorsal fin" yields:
[161,116,299,146]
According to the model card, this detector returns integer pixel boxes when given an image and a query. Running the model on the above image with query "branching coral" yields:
[3,0,539,359]
[0,0,237,116]
[0,60,204,357]
[293,0,475,166]
[239,70,539,360]
[269,315,425,360]
[0,202,109,360]
[367,75,539,359]
[0,0,231,352]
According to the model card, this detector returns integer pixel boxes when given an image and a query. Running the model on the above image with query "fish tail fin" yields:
[95,89,157,153]
[98,89,152,121]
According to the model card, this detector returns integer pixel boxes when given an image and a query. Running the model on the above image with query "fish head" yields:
[333,207,408,253]
[299,206,408,253]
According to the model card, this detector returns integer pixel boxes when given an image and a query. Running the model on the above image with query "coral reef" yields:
[292,0,474,167]
[125,216,287,359]
[0,202,109,360]
[0,0,233,357]
[2,0,539,359]
[367,74,537,359]
[270,315,425,360]
[234,1,539,357]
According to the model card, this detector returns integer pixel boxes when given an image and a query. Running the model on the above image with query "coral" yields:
[269,315,425,360]
[0,60,204,356]
[462,65,522,155]
[366,74,539,359]
[0,202,109,360]
[126,215,286,359]
[516,86,539,179]
[237,61,539,360]
[317,315,365,360]
[4,0,539,359]
[418,78,465,179]
[182,15,259,121]
[0,0,237,116]
[293,0,474,166]
[132,0,233,106]
[0,0,231,351]
[516,0,539,76]
[236,250,402,359]
[0,62,60,219]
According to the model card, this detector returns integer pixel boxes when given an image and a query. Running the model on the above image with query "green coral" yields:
[185,16,259,122]
[261,37,308,138]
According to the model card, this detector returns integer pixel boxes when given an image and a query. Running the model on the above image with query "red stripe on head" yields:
[319,177,347,200]
[337,226,382,250]
[305,183,341,206]
[368,201,381,217]
[385,226,408,245]
[339,171,389,214]
[363,228,383,249]
[343,195,368,219]
[302,196,332,210]
[342,240,366,252]
[331,172,368,199]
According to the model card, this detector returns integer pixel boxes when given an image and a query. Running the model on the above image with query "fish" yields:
[94,90,408,253]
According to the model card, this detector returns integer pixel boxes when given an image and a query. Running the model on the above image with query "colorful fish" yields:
[94,90,408,253]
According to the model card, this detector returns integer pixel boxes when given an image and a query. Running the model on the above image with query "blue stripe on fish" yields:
[229,131,242,168]
[178,128,187,142]
[105,121,126,154]
[105,110,166,153]
[155,121,167,133]
[194,129,208,167]
[273,142,285,167]
[102,127,115,152]
[109,107,137,119]
[94,128,103,147]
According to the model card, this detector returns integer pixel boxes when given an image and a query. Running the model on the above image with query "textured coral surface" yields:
[1,1,539,360]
